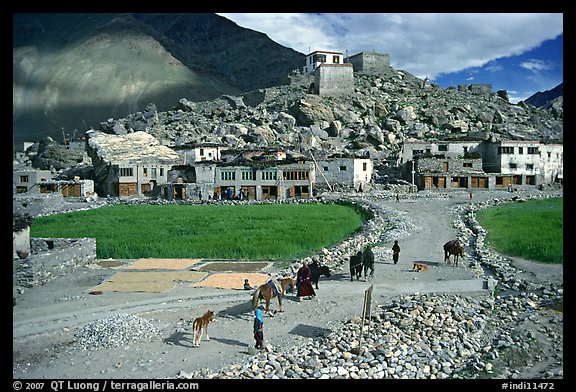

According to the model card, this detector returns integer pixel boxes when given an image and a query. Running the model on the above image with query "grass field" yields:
[475,197,563,264]
[30,202,366,262]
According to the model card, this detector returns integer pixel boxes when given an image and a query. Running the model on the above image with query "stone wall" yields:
[458,84,493,94]
[345,51,390,73]
[13,238,97,288]
[314,64,354,96]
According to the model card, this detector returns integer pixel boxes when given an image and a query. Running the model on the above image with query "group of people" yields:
[250,240,401,350]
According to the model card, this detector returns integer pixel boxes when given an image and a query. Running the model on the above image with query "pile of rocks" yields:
[74,314,161,351]
[178,290,561,379]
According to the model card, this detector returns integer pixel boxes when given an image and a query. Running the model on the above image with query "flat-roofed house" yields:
[85,130,181,197]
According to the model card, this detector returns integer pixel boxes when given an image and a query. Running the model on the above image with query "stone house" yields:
[161,160,315,202]
[315,156,373,191]
[302,50,354,97]
[13,169,53,194]
[173,142,225,165]
[85,130,181,197]
[344,51,391,73]
[399,139,563,190]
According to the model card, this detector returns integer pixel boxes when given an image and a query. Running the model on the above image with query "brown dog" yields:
[412,262,428,272]
[192,310,215,347]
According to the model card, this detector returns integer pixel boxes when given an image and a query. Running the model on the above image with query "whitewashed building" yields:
[399,139,563,190]
[303,50,344,74]
[316,156,373,191]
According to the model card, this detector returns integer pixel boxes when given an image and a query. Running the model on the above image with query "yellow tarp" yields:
[192,272,271,290]
[125,258,201,270]
[90,271,208,293]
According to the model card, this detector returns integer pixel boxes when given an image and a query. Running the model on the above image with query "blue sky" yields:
[217,13,563,103]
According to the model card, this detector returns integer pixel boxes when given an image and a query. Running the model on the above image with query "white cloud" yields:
[218,13,563,80]
[520,59,554,72]
[485,62,504,73]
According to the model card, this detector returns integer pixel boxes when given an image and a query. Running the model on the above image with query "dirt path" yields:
[12,190,562,379]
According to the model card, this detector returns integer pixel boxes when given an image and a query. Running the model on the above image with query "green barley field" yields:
[30,202,366,262]
[475,197,563,264]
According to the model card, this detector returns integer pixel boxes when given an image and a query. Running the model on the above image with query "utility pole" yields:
[411,160,415,187]
[309,150,332,191]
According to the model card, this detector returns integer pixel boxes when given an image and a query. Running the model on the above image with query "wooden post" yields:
[358,284,373,353]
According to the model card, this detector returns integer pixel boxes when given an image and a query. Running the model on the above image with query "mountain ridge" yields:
[523,83,563,108]
[13,13,305,144]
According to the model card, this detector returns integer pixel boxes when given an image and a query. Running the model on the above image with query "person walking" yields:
[362,246,375,279]
[253,305,264,350]
[392,240,401,264]
[296,260,316,301]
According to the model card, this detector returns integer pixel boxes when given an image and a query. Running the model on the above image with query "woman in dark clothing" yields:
[392,240,401,264]
[296,260,316,301]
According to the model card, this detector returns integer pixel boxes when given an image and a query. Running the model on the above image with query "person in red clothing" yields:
[296,260,316,301]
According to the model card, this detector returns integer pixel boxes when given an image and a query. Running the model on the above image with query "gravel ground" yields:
[12,188,563,381]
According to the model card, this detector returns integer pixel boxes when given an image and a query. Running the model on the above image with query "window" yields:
[463,162,472,168]
[283,170,310,180]
[527,147,539,154]
[143,168,148,177]
[221,170,235,181]
[463,147,468,154]
[261,170,277,181]
[119,168,133,177]
[19,175,29,183]
[151,168,157,179]
[323,166,329,171]
[438,144,448,152]
[509,163,517,169]
[241,169,255,181]
[526,164,534,170]
[313,54,326,63]
[200,148,204,156]
[339,166,347,171]
[363,162,367,171]
[333,55,340,64]
[518,147,523,154]
[160,168,164,176]
[499,147,514,154]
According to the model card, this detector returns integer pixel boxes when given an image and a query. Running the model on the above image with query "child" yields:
[392,240,401,264]
[253,306,264,349]
[243,279,252,290]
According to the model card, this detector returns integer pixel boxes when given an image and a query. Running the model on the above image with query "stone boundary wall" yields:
[315,64,354,96]
[345,51,390,73]
[14,238,97,288]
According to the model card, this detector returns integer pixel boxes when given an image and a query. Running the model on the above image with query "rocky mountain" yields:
[18,62,563,184]
[14,13,563,181]
[13,13,305,144]
[523,83,563,108]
